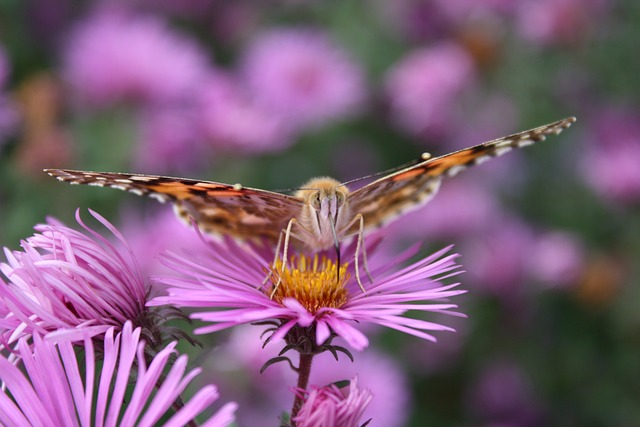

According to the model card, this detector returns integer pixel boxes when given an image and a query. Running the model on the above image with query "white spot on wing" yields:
[473,155,491,166]
[493,146,512,157]
[149,193,168,203]
[240,214,270,225]
[446,165,466,177]
[129,176,155,182]
[516,138,535,147]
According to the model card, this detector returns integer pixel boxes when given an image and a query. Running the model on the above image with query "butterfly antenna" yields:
[336,153,431,189]
[274,187,321,195]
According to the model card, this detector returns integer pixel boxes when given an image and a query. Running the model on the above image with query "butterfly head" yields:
[298,177,349,221]
[297,177,350,277]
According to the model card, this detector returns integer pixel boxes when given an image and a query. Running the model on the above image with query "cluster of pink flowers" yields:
[0,211,237,425]
[61,7,367,171]
[0,208,467,425]
[0,322,237,426]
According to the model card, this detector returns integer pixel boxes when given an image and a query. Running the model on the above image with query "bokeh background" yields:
[1,1,639,426]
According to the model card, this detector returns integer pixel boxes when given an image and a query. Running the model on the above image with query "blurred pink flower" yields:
[516,0,609,46]
[529,231,584,288]
[386,177,500,242]
[329,139,381,183]
[293,377,373,427]
[433,0,514,21]
[125,0,210,17]
[465,361,543,426]
[209,3,261,46]
[198,72,294,153]
[0,95,18,146]
[0,44,9,87]
[463,217,534,299]
[580,110,640,203]
[448,94,518,151]
[375,1,450,41]
[150,237,465,351]
[463,217,583,297]
[0,44,19,146]
[120,208,203,277]
[0,210,148,344]
[377,0,512,42]
[0,322,237,426]
[134,106,208,173]
[63,9,209,107]
[385,43,475,139]
[241,28,366,130]
[403,313,467,375]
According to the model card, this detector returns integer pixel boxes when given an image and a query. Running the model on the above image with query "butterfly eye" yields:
[311,192,321,209]
[335,191,345,207]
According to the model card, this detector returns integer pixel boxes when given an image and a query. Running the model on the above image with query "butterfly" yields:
[45,116,576,292]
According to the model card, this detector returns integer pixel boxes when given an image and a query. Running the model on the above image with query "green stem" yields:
[289,353,315,425]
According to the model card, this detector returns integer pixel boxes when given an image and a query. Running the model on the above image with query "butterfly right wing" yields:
[348,117,576,231]
[44,169,305,242]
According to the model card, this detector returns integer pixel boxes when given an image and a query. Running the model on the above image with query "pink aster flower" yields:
[292,377,373,427]
[0,209,150,344]
[63,8,209,107]
[150,237,465,352]
[241,28,366,130]
[384,42,475,139]
[0,322,236,426]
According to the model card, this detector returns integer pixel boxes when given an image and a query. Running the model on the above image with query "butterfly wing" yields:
[348,117,576,230]
[44,169,305,242]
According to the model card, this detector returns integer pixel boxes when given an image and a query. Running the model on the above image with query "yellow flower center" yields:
[268,255,350,314]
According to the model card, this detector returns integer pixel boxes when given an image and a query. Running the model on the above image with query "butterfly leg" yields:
[339,213,372,293]
[353,213,374,292]
[260,230,285,289]
[270,217,310,299]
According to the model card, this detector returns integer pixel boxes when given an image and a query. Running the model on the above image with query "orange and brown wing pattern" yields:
[348,117,576,230]
[44,169,305,242]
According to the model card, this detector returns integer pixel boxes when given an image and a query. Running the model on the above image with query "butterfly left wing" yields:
[348,117,576,230]
[44,169,305,242]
